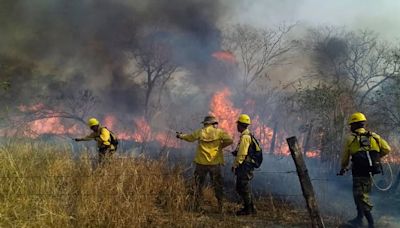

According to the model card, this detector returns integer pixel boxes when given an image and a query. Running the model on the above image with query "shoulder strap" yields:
[369,131,381,149]
[249,134,261,151]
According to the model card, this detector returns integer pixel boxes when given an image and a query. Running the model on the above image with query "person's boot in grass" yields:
[236,202,256,216]
[347,208,364,227]
[236,206,251,216]
[249,203,257,215]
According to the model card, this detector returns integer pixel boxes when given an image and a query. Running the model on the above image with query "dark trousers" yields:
[193,163,224,206]
[98,147,115,166]
[236,162,254,208]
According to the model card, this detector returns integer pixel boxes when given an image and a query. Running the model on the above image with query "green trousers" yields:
[236,162,254,208]
[193,163,224,205]
[353,176,373,212]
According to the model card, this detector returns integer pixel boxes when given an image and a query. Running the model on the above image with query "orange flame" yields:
[209,88,241,136]
[132,117,152,143]
[27,117,81,137]
[212,50,237,64]
[305,150,321,158]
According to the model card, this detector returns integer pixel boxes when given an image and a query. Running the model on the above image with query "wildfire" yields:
[382,155,400,165]
[305,150,321,158]
[132,117,152,143]
[212,50,237,64]
[18,103,45,112]
[209,88,292,155]
[103,115,179,148]
[11,92,400,164]
[210,88,241,136]
[27,117,82,137]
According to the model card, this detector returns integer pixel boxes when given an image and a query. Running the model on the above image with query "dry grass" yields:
[0,140,342,227]
[0,140,188,227]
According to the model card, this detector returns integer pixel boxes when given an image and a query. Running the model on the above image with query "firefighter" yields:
[75,118,117,165]
[176,115,233,212]
[339,112,391,228]
[232,114,258,216]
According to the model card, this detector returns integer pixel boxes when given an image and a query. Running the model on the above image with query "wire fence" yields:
[0,167,353,198]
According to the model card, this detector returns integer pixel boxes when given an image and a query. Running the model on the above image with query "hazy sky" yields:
[224,0,400,40]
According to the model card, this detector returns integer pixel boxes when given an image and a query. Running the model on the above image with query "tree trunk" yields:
[269,121,278,154]
[303,122,313,155]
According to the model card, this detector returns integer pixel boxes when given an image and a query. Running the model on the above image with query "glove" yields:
[231,150,238,156]
[176,132,182,139]
[337,168,346,176]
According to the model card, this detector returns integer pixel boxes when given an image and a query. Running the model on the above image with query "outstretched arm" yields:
[178,130,199,142]
[220,131,233,148]
[75,132,96,142]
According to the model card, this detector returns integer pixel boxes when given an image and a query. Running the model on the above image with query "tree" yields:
[222,24,295,95]
[291,82,349,165]
[369,72,400,134]
[131,28,180,119]
[308,28,398,107]
[6,89,97,137]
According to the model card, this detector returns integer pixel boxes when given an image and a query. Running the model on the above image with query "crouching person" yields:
[75,118,118,166]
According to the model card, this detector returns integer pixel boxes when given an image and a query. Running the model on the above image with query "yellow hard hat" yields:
[87,118,100,127]
[348,112,367,125]
[237,114,251,125]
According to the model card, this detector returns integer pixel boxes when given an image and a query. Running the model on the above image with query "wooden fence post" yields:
[286,136,325,228]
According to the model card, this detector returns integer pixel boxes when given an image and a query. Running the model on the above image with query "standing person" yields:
[232,114,262,216]
[339,112,391,228]
[176,115,233,212]
[75,118,118,165]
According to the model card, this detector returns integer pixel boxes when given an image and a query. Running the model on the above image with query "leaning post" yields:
[286,136,325,228]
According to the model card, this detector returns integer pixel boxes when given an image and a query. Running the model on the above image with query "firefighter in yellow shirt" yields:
[75,118,117,165]
[176,115,233,212]
[231,114,260,216]
[339,112,391,228]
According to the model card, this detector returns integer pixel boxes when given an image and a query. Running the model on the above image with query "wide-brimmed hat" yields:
[201,115,218,124]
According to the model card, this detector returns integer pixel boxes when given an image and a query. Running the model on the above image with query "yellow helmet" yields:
[87,118,100,127]
[237,114,251,125]
[348,112,367,125]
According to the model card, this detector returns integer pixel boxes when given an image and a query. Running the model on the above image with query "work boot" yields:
[347,209,364,227]
[236,206,251,216]
[364,211,374,228]
[249,204,257,215]
[236,204,256,216]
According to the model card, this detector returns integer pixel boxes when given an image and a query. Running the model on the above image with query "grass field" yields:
[0,140,345,227]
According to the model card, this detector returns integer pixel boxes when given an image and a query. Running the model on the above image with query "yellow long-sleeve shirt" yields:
[80,127,114,150]
[233,129,252,168]
[341,128,391,169]
[180,125,233,165]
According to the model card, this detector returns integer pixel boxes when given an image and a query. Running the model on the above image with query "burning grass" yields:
[0,140,343,227]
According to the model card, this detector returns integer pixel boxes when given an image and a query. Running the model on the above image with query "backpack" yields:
[247,134,263,168]
[351,131,382,176]
[103,127,119,150]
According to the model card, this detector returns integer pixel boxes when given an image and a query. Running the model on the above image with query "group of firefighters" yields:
[75,112,391,227]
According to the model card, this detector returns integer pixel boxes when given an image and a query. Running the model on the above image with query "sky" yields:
[224,0,400,40]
